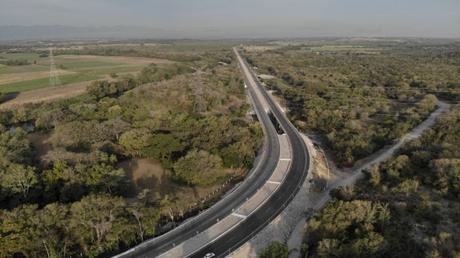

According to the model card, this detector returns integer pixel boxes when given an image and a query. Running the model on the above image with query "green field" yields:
[0,63,48,74]
[0,73,98,93]
[0,53,160,93]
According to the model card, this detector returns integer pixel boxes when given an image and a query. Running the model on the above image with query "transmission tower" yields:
[49,47,62,87]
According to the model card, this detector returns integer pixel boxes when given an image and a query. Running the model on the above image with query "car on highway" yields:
[203,253,216,258]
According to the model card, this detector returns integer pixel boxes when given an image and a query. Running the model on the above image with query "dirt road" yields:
[286,101,451,258]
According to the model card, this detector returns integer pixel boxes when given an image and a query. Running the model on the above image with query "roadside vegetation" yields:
[244,39,460,166]
[0,43,262,257]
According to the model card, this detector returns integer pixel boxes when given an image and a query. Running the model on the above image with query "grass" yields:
[0,64,49,75]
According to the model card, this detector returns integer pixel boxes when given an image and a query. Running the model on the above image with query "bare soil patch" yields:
[120,159,166,190]
[0,81,90,109]
[258,74,275,80]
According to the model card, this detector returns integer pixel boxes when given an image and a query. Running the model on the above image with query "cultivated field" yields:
[0,53,171,93]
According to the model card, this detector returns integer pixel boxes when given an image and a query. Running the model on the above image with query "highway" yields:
[114,47,309,258]
[187,49,310,257]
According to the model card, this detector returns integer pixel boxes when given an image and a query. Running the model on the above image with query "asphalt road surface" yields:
[114,48,283,257]
[188,49,310,257]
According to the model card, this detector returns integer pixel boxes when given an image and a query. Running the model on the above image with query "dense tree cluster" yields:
[0,194,159,258]
[53,42,236,66]
[304,200,390,257]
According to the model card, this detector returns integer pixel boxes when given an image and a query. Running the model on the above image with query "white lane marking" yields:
[280,158,291,161]
[232,213,247,219]
[267,180,281,185]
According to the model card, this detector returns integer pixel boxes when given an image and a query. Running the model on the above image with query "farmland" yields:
[0,52,170,93]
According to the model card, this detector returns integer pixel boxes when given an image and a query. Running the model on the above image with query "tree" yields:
[316,239,340,257]
[119,129,151,156]
[0,129,32,166]
[127,205,159,241]
[0,205,40,257]
[330,186,355,201]
[141,133,185,165]
[36,203,72,258]
[173,150,224,185]
[0,164,38,198]
[260,241,289,258]
[430,159,460,198]
[383,155,410,181]
[84,164,126,194]
[392,179,420,197]
[349,232,385,257]
[364,165,381,187]
[69,194,135,257]
[87,78,137,100]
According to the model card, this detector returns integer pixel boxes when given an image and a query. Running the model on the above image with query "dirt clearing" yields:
[120,159,166,190]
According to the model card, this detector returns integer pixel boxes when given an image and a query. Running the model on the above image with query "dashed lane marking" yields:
[231,213,247,219]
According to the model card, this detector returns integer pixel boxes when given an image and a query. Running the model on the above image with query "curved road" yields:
[114,49,281,257]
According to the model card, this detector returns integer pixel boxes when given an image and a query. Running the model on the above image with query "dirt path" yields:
[334,100,451,189]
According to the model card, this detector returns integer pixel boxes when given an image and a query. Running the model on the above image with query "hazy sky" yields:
[1,0,459,38]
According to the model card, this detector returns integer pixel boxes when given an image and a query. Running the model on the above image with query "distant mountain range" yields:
[0,25,178,41]
[0,25,276,41]
[1,25,459,42]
